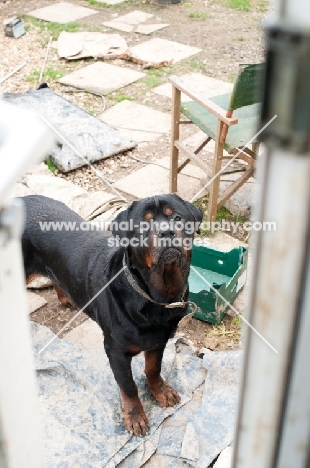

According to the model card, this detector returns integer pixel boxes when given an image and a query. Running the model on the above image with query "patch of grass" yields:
[114,95,132,103]
[26,67,64,83]
[228,74,236,83]
[45,157,58,173]
[189,12,210,20]
[143,68,168,88]
[225,0,251,11]
[257,0,268,11]
[21,15,82,39]
[234,36,245,41]
[189,60,205,72]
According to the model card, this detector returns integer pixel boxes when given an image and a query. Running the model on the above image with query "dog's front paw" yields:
[150,380,181,407]
[124,409,149,437]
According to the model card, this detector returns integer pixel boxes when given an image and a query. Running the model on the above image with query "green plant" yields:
[143,68,168,88]
[115,95,132,103]
[225,0,251,11]
[189,12,210,20]
[21,15,82,39]
[257,1,268,12]
[45,157,58,173]
[26,67,64,83]
[189,60,205,71]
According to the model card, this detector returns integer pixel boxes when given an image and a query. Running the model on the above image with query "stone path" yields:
[24,1,256,214]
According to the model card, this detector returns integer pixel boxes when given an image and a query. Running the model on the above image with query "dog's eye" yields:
[174,215,182,222]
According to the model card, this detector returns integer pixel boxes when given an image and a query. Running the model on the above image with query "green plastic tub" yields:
[188,245,248,324]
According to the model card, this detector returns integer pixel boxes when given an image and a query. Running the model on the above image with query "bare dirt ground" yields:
[1,0,265,350]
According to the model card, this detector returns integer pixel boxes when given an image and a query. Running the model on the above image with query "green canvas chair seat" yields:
[169,63,265,222]
[181,96,261,153]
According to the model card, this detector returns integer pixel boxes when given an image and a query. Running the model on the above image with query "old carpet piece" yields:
[57,31,129,60]
[4,88,136,172]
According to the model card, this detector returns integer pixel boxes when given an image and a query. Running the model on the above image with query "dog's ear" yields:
[111,203,136,239]
[183,201,203,234]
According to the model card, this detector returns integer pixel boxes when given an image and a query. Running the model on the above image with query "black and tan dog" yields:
[21,194,202,436]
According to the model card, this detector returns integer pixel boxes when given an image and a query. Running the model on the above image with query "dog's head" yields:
[111,194,202,302]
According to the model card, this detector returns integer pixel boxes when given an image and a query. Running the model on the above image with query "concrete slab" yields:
[28,2,97,24]
[27,291,47,315]
[58,62,145,95]
[113,163,206,200]
[214,446,233,468]
[102,21,133,33]
[136,23,169,35]
[129,38,201,65]
[99,100,170,142]
[109,10,153,25]
[155,155,205,179]
[103,21,168,34]
[153,73,233,101]
[64,319,104,350]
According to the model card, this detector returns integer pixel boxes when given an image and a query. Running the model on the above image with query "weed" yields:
[257,1,268,11]
[228,74,236,83]
[45,157,58,173]
[189,12,210,20]
[114,95,132,103]
[234,36,245,41]
[143,68,168,88]
[21,15,82,39]
[189,60,205,71]
[225,0,251,11]
[26,67,64,82]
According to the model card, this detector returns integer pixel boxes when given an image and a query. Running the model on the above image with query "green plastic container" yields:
[188,245,248,324]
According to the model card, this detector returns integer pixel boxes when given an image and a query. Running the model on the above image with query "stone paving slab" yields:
[102,21,134,33]
[28,2,97,24]
[64,319,104,350]
[113,163,206,200]
[136,23,169,35]
[99,100,170,142]
[27,291,47,315]
[129,38,201,65]
[155,156,205,179]
[58,62,145,95]
[153,73,233,102]
[107,10,153,25]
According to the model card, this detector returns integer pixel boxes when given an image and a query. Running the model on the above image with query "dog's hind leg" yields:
[53,283,75,308]
[144,347,181,407]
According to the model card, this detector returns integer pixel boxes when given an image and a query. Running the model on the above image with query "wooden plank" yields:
[170,86,181,192]
[207,119,225,223]
[217,166,254,207]
[169,76,238,126]
[175,140,209,174]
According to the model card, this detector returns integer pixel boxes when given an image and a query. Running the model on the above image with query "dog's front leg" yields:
[144,348,181,407]
[106,347,148,437]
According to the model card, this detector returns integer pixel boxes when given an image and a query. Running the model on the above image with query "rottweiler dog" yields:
[21,194,202,436]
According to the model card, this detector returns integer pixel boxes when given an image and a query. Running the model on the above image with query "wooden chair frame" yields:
[169,76,257,223]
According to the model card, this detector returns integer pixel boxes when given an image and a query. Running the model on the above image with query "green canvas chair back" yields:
[229,63,265,111]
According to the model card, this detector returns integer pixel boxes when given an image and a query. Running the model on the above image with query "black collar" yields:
[122,254,189,309]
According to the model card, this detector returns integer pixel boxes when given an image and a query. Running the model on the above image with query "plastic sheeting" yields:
[31,323,241,467]
[4,88,136,172]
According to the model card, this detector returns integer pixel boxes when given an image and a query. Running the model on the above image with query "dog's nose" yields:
[158,228,176,239]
